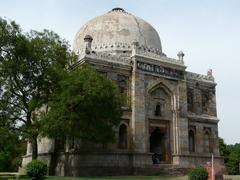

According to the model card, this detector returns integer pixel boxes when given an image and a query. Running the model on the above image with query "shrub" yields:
[26,160,47,179]
[188,167,208,180]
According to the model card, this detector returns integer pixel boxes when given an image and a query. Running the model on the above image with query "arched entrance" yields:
[118,124,128,149]
[150,127,166,161]
[189,130,195,152]
[148,83,172,163]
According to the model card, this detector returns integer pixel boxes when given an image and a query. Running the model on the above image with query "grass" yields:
[19,176,188,180]
[1,173,239,180]
[224,175,240,180]
[19,175,240,180]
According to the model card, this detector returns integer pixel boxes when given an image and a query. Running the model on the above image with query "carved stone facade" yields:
[21,8,222,176]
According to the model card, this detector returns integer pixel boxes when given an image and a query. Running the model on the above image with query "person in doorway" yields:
[152,153,160,164]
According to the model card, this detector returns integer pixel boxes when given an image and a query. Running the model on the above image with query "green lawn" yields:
[19,176,240,180]
[1,174,239,180]
[224,175,240,180]
[19,176,188,180]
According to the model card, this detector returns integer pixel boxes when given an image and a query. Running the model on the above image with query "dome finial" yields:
[111,7,125,12]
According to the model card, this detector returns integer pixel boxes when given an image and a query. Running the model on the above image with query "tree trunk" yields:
[31,137,38,160]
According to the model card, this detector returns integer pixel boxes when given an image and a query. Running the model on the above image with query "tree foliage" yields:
[219,138,240,175]
[0,17,76,159]
[41,66,123,144]
[225,144,240,175]
[219,137,229,159]
[0,127,26,172]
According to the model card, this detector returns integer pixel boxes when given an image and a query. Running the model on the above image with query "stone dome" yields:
[73,8,162,54]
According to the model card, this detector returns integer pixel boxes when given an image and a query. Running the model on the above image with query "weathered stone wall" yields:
[186,77,219,157]
[173,154,223,168]
[46,152,185,176]
[188,120,219,155]
[21,152,222,176]
[53,152,151,176]
[186,78,217,116]
[130,54,191,167]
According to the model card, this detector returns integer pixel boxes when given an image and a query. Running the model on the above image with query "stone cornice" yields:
[186,71,216,85]
[75,50,132,69]
[85,52,131,64]
[82,57,132,72]
[188,114,219,124]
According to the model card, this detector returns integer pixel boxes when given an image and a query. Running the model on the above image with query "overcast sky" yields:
[1,0,239,144]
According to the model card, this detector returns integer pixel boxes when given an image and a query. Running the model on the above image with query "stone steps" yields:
[0,172,22,180]
[133,164,190,176]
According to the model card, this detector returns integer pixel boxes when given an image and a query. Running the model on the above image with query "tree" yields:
[219,137,229,162]
[226,144,240,175]
[0,126,26,171]
[219,138,240,175]
[0,17,76,159]
[41,66,123,146]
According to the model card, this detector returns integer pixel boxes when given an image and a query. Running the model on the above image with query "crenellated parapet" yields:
[75,38,185,68]
[76,50,132,65]
[134,49,184,66]
[186,71,215,84]
[131,42,185,67]
[86,51,131,64]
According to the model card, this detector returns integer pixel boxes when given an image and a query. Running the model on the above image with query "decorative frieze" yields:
[92,42,132,51]
[137,61,184,80]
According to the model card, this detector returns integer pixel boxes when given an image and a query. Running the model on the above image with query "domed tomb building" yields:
[22,8,222,176]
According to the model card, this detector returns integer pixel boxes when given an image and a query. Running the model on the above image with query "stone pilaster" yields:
[196,124,204,153]
[213,125,220,156]
[178,80,189,155]
[131,56,147,153]
[194,88,202,115]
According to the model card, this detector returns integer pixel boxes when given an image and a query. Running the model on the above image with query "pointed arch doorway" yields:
[147,83,172,164]
[149,123,171,163]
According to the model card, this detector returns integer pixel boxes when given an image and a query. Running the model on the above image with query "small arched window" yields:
[202,91,209,113]
[187,88,194,112]
[117,75,128,95]
[189,130,195,153]
[155,104,162,116]
[203,131,211,153]
[119,80,127,94]
[118,124,128,149]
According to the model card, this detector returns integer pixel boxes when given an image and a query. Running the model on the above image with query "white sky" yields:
[1,0,239,144]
